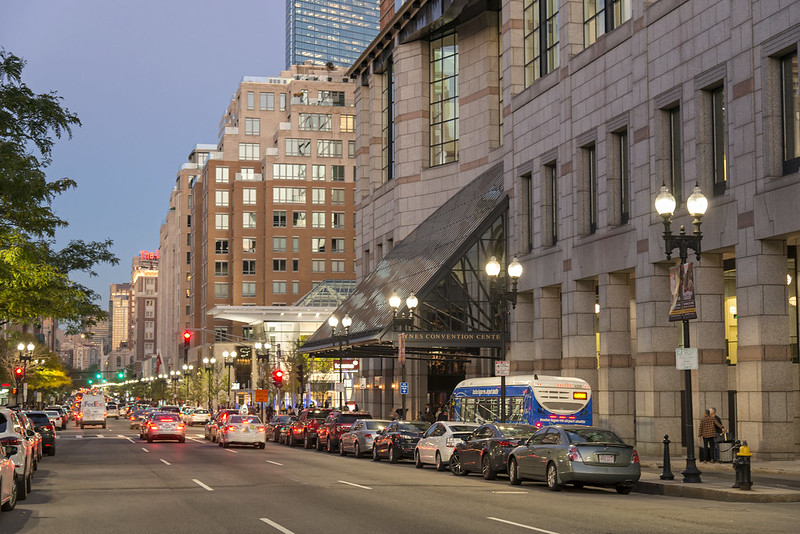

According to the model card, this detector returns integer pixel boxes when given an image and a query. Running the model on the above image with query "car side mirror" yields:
[27,430,35,437]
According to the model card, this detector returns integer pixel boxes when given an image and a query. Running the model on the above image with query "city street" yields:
[2,418,797,533]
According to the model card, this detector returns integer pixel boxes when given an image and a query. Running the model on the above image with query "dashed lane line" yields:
[338,480,372,490]
[266,460,283,466]
[193,479,213,491]
[141,448,149,453]
[487,517,561,534]
[160,459,171,466]
[259,517,295,534]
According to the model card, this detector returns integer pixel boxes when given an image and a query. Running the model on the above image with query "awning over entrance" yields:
[302,162,509,358]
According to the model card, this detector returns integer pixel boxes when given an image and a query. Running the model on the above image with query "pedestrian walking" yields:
[698,408,725,462]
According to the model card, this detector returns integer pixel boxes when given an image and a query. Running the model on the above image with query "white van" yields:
[79,395,106,429]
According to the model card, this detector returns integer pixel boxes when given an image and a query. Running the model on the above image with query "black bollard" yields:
[660,434,675,480]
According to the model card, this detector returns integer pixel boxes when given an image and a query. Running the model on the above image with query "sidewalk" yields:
[635,455,800,502]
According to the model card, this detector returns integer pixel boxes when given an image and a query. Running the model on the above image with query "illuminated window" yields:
[243,212,257,229]
[312,238,326,253]
[243,238,256,253]
[340,114,355,132]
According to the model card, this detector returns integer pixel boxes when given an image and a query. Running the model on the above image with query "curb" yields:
[634,480,800,502]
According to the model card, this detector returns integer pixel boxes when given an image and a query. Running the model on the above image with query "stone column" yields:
[561,279,599,399]
[524,286,562,373]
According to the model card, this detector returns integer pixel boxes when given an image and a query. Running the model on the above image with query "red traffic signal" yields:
[13,367,24,380]
[272,369,284,387]
[182,330,192,348]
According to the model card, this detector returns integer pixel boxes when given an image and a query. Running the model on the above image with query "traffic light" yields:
[296,364,304,387]
[117,371,124,380]
[96,372,101,379]
[183,330,192,348]
[13,367,24,381]
[272,369,284,388]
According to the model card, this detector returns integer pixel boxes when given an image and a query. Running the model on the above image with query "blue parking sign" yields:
[400,382,408,395]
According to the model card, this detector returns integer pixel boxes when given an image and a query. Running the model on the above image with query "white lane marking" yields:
[193,479,213,491]
[141,448,149,453]
[259,517,295,534]
[224,448,237,453]
[96,434,105,438]
[188,437,205,443]
[125,437,135,443]
[160,459,171,466]
[266,460,283,466]
[338,480,372,490]
[487,517,561,534]
[75,435,83,439]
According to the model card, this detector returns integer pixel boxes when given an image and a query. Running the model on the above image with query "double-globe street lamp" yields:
[222,349,237,407]
[16,342,35,406]
[182,364,194,403]
[389,292,418,421]
[202,357,217,412]
[328,314,352,409]
[485,255,523,424]
[654,183,709,484]
[169,370,180,402]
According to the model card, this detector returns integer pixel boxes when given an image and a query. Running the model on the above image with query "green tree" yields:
[0,50,117,332]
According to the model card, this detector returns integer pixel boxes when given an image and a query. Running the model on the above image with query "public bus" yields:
[450,374,592,427]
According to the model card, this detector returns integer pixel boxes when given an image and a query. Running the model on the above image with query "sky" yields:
[1,0,287,305]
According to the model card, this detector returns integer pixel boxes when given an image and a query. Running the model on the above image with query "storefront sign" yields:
[333,359,359,371]
[403,331,503,348]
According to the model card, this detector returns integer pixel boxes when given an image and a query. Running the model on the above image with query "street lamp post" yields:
[169,370,179,403]
[389,292,418,421]
[328,314,352,410]
[182,364,193,403]
[254,342,270,420]
[485,255,523,424]
[655,183,708,484]
[17,342,35,407]
[202,357,216,412]
[222,350,237,407]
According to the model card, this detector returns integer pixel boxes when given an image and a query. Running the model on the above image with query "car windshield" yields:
[155,414,180,422]
[230,416,261,424]
[398,422,429,432]
[498,425,537,437]
[107,404,117,409]
[25,413,51,426]
[565,428,625,444]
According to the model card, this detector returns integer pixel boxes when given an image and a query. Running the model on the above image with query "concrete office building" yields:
[286,0,380,68]
[302,0,800,459]
[109,283,131,352]
[130,253,159,366]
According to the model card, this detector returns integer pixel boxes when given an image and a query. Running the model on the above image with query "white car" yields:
[44,410,63,430]
[217,415,266,448]
[188,408,210,426]
[106,403,120,419]
[0,441,16,511]
[414,421,479,471]
[0,408,34,502]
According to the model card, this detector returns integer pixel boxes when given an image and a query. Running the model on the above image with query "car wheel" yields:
[147,434,153,443]
[482,454,497,480]
[316,436,324,451]
[339,441,347,456]
[222,441,229,448]
[288,433,296,447]
[25,473,31,494]
[16,474,28,501]
[615,484,633,495]
[80,424,84,429]
[546,462,562,491]
[259,443,266,449]
[304,433,312,449]
[48,447,56,456]
[2,473,17,511]
[450,452,467,476]
[354,442,361,458]
[326,439,333,453]
[102,422,107,429]
[388,445,399,464]
[435,452,446,472]
[179,437,186,443]
[414,450,424,469]
[508,457,522,486]
[273,430,280,443]
[372,446,380,462]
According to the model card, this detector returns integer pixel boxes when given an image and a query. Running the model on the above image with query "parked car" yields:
[317,411,372,453]
[22,412,56,456]
[286,408,332,448]
[414,421,478,471]
[0,407,34,501]
[204,409,237,442]
[142,412,186,443]
[340,419,390,458]
[449,423,538,479]
[45,406,67,430]
[17,413,42,466]
[0,442,16,511]
[187,408,210,426]
[106,403,120,419]
[372,420,431,463]
[507,425,641,494]
[265,415,297,443]
[217,415,266,448]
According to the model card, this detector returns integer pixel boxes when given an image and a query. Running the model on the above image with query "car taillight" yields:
[227,425,237,432]
[257,426,265,433]
[130,416,135,420]
[632,449,640,464]
[364,433,372,439]
[79,412,83,418]
[178,423,186,430]
[0,437,21,447]
[567,444,583,462]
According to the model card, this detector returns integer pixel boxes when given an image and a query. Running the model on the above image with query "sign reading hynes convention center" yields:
[402,331,504,348]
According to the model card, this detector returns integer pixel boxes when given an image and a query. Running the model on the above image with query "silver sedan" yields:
[339,419,390,458]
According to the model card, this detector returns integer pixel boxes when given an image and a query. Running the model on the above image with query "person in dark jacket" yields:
[698,408,725,462]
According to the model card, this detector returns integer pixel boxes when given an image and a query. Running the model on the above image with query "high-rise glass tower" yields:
[286,0,380,69]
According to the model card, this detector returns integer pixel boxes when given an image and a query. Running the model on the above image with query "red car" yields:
[316,411,372,453]
[286,408,332,448]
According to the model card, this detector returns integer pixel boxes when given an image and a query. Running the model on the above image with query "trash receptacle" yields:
[718,441,735,463]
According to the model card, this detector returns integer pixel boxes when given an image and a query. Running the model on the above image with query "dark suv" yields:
[22,411,56,456]
[286,408,332,448]
[316,411,372,453]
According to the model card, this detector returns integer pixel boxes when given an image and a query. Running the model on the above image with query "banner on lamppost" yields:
[398,333,406,365]
[669,262,697,321]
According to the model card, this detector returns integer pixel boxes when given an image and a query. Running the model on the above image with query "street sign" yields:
[254,389,269,402]
[675,348,698,370]
[400,382,408,395]
[495,360,510,376]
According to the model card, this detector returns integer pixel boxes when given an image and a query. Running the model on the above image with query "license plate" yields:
[598,454,615,463]
[163,424,174,429]
[243,427,250,433]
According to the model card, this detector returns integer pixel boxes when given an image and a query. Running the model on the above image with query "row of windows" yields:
[285,138,356,158]
[272,187,347,205]
[214,236,353,255]
[272,210,346,229]
[214,279,322,297]
[213,258,348,275]
[247,91,287,112]
[215,164,350,183]
[297,113,355,132]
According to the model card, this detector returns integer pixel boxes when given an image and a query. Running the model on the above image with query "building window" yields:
[273,187,306,203]
[292,281,300,293]
[348,141,356,158]
[242,326,254,340]
[286,138,312,156]
[312,188,326,205]
[245,117,260,135]
[292,259,299,271]
[239,143,260,160]
[214,261,228,276]
[242,282,256,298]
[299,113,332,131]
[280,93,286,111]
[273,163,306,180]
[317,139,343,158]
[332,238,345,253]
[293,211,307,228]
[312,238,326,253]
[261,92,274,111]
[332,212,345,229]
[332,165,345,181]
[215,167,230,183]
[312,260,326,272]
[243,260,256,275]
[186,251,191,265]
[186,215,191,228]
[340,114,355,132]
[709,86,728,195]
[612,131,630,225]
[583,145,598,235]
[331,188,345,205]
[666,106,683,205]
[273,236,287,252]
[242,188,257,205]
[524,0,559,87]
[312,165,326,181]
[272,281,287,294]
[273,210,287,227]
[215,213,229,230]
[214,283,229,299]
[246,91,254,110]
[584,0,631,47]
[382,59,395,182]
[243,212,257,229]
[430,32,459,166]
[215,239,229,254]
[273,259,287,272]
[781,51,799,174]
[243,238,256,253]
[318,90,345,106]
[292,237,299,252]
[331,260,345,273]
[214,327,227,342]
[215,190,229,207]
[521,173,533,252]
[312,212,326,228]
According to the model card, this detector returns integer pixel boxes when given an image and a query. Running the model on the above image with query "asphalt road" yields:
[1,418,797,534]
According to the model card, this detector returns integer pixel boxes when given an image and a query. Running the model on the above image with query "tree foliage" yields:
[0,50,118,331]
